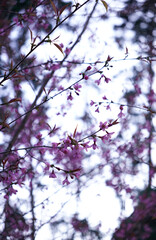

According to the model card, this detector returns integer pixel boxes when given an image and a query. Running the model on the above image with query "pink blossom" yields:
[65,47,71,55]
[84,75,89,80]
[86,66,92,71]
[134,84,141,94]
[63,136,71,147]
[148,89,156,103]
[74,83,82,92]
[58,85,64,91]
[36,133,42,140]
[118,105,125,118]
[102,95,107,100]
[49,170,57,178]
[60,43,64,48]
[73,170,81,178]
[51,64,60,71]
[95,107,99,113]
[125,187,132,194]
[106,104,111,110]
[90,100,95,106]
[149,167,155,178]
[13,16,23,26]
[23,68,29,73]
[91,139,98,150]
[67,92,73,100]
[120,105,124,111]
[118,111,125,118]
[101,132,114,142]
[99,121,108,131]
[95,78,101,85]
[81,141,91,151]
[107,55,113,61]
[4,193,9,200]
[62,176,70,185]
[104,76,111,83]
[44,163,50,172]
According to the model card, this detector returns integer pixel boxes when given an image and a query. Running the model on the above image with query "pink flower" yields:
[102,96,107,100]
[63,176,70,185]
[81,141,91,151]
[13,16,23,26]
[118,105,125,118]
[84,75,89,80]
[86,66,91,71]
[65,47,71,55]
[74,83,82,92]
[4,194,9,200]
[51,64,60,71]
[99,121,108,131]
[49,170,57,178]
[106,105,111,110]
[24,68,29,73]
[101,132,114,142]
[106,55,113,61]
[95,78,101,85]
[90,100,95,106]
[44,162,50,172]
[91,139,98,150]
[73,171,81,178]
[8,186,18,196]
[36,133,42,140]
[95,107,99,113]
[125,187,132,193]
[134,84,141,94]
[60,43,64,48]
[118,111,125,118]
[104,76,111,83]
[120,105,124,111]
[58,85,64,91]
[67,92,73,101]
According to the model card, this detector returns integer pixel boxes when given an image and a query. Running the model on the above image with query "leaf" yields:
[2,158,8,167]
[111,119,119,126]
[49,0,58,15]
[28,27,33,41]
[68,135,78,145]
[0,98,21,105]
[56,16,60,25]
[100,0,108,11]
[59,4,69,15]
[52,35,60,42]
[70,168,81,173]
[10,60,13,70]
[53,43,64,55]
[143,106,156,114]
[8,98,21,104]
[43,87,47,95]
[48,124,58,135]
[108,119,119,127]
[12,73,23,78]
[125,47,128,55]
[0,121,10,128]
[73,124,78,138]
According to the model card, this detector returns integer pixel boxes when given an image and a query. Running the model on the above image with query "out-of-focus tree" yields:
[112,0,156,238]
[112,188,156,240]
